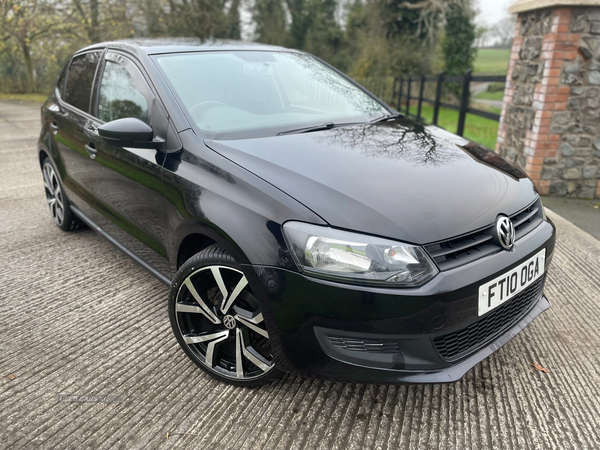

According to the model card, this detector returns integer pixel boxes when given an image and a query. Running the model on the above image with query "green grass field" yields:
[0,92,47,103]
[473,48,511,75]
[406,103,500,150]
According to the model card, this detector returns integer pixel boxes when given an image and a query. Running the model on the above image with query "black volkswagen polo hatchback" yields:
[38,39,556,386]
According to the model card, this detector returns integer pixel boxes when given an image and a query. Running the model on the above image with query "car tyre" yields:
[168,244,283,387]
[42,157,86,231]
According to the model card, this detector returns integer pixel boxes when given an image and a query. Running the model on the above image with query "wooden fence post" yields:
[433,73,444,126]
[456,69,471,137]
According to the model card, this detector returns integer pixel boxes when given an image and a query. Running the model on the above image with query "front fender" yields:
[162,130,326,275]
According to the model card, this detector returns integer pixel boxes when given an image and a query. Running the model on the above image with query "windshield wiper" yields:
[277,122,337,136]
[277,115,399,136]
[369,113,403,124]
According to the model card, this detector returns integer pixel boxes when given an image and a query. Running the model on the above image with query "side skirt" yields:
[71,204,172,287]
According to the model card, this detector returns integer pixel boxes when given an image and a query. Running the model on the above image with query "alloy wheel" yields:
[43,163,65,226]
[174,265,274,381]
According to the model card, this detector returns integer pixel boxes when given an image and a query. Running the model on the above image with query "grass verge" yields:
[405,103,500,150]
[473,49,510,75]
[475,90,505,101]
[0,92,47,103]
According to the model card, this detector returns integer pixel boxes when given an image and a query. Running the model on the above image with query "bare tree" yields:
[71,0,99,42]
[474,25,489,48]
[489,16,515,48]
[0,0,70,92]
[396,0,474,43]
[70,0,131,43]
[165,0,228,39]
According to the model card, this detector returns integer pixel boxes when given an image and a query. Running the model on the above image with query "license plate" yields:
[478,249,546,316]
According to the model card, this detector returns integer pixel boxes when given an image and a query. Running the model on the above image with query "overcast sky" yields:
[475,0,516,27]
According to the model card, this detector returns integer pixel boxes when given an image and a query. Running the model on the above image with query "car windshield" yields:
[155,51,389,139]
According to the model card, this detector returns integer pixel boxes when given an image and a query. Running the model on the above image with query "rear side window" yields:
[98,60,149,123]
[64,52,101,113]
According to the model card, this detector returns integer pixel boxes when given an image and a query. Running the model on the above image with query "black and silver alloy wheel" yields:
[41,157,84,232]
[43,161,65,226]
[169,245,280,386]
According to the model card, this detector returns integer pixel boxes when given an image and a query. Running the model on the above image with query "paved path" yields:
[472,98,504,110]
[470,82,504,111]
[542,196,600,241]
[470,81,490,97]
[1,100,600,450]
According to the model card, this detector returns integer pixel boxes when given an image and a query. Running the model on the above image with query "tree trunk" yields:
[226,0,241,40]
[21,42,34,93]
[285,0,310,50]
[89,0,100,42]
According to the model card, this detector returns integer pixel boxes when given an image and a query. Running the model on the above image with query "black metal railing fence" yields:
[391,70,507,137]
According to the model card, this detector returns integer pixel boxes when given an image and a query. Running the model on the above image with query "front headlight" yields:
[282,222,439,287]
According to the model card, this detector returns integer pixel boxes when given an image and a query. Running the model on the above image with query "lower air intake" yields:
[433,276,544,361]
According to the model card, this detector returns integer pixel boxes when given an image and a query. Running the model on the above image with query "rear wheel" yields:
[168,244,282,387]
[42,157,85,231]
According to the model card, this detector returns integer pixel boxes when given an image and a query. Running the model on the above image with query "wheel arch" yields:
[38,148,50,169]
[176,233,216,269]
[170,221,251,273]
[38,126,59,172]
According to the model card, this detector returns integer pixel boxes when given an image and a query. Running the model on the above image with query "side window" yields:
[64,52,101,113]
[98,60,149,123]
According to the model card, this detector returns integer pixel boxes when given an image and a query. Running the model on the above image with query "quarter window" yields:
[98,60,149,123]
[63,52,101,113]
[56,67,67,98]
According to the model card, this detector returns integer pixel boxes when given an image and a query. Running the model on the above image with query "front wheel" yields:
[168,244,283,387]
[41,157,85,231]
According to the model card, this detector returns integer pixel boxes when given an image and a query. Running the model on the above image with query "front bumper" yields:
[312,292,548,384]
[249,219,556,384]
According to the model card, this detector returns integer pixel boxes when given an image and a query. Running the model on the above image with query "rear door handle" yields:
[84,143,97,159]
[50,122,59,134]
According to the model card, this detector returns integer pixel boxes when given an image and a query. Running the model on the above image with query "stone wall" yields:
[496,6,600,199]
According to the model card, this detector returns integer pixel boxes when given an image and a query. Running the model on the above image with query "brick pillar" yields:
[496,4,600,199]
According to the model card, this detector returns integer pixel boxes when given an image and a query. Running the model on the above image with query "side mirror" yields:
[98,118,164,149]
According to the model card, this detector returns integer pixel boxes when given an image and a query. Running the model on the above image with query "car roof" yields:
[77,38,296,57]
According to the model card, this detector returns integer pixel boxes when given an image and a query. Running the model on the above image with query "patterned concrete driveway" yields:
[1,100,599,449]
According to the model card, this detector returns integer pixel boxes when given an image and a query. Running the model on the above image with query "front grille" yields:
[433,276,544,361]
[326,336,400,354]
[425,198,544,271]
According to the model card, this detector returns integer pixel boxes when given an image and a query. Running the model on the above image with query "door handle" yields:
[50,122,59,134]
[84,143,97,160]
